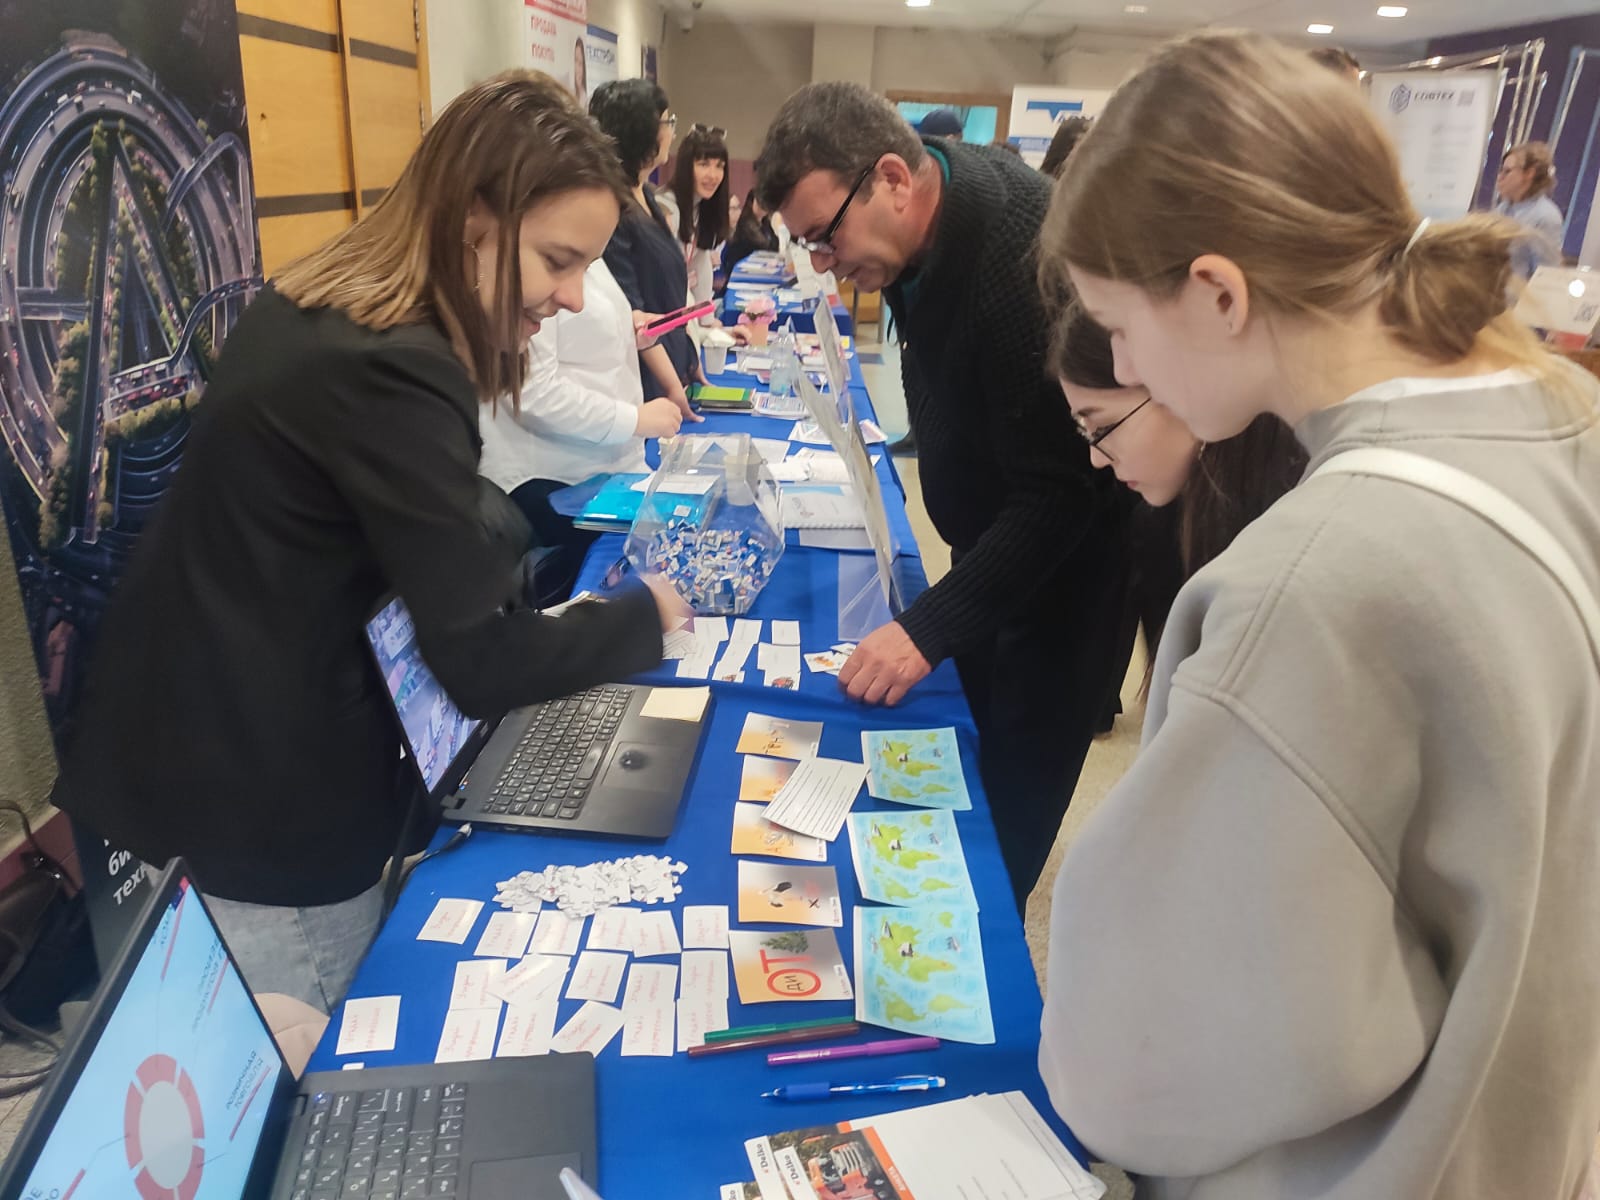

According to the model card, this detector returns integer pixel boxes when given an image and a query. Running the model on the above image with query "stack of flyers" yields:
[846,810,977,908]
[742,1091,1105,1200]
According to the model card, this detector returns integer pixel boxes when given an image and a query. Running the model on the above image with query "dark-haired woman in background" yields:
[718,188,781,294]
[657,123,730,312]
[588,79,704,413]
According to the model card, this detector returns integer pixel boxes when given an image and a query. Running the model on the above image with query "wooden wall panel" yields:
[238,39,355,201]
[340,0,418,52]
[257,211,354,274]
[237,0,341,35]
[348,58,424,193]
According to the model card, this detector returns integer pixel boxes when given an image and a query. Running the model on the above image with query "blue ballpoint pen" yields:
[761,1074,946,1101]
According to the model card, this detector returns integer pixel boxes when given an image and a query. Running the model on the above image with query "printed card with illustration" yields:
[728,927,854,1005]
[737,713,823,760]
[862,727,972,810]
[739,756,797,803]
[853,906,994,1044]
[733,803,828,862]
[737,861,842,927]
[846,809,976,908]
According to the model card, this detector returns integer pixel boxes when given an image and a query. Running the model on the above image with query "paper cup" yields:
[704,343,729,374]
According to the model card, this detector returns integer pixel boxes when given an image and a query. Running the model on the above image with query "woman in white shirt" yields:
[656,124,729,309]
[479,257,688,597]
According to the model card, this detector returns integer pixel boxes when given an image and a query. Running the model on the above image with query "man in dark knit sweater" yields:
[755,83,1131,912]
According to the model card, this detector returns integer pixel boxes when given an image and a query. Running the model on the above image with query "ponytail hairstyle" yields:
[670,125,731,249]
[274,70,627,405]
[1043,32,1557,377]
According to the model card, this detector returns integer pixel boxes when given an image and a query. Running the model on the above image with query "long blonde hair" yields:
[1042,32,1555,374]
[274,70,627,403]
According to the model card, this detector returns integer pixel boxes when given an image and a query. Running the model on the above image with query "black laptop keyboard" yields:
[480,686,632,821]
[289,1082,467,1200]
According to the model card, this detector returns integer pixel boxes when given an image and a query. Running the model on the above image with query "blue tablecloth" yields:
[306,371,1091,1193]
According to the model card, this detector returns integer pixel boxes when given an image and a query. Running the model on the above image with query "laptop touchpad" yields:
[470,1152,582,1200]
[599,742,674,790]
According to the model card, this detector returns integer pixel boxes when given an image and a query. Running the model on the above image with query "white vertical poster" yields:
[1007,87,1112,168]
[525,0,589,105]
[1368,70,1497,220]
[585,25,619,99]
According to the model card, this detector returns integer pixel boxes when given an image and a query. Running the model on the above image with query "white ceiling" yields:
[682,0,1596,47]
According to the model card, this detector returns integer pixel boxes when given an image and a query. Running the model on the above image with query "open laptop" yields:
[366,596,705,839]
[0,860,596,1200]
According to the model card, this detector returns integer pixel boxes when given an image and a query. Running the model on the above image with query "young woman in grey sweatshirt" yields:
[1036,32,1600,1200]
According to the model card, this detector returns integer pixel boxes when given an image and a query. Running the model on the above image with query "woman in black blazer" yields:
[57,73,685,1012]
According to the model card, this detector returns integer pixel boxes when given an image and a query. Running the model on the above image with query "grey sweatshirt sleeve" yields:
[1037,684,1448,1177]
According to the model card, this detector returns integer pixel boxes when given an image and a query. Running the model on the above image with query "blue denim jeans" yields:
[204,882,385,1014]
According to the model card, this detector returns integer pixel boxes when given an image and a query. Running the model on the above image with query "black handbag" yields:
[0,805,97,1094]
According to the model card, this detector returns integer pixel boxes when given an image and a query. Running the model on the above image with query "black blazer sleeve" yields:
[604,217,648,312]
[320,341,663,716]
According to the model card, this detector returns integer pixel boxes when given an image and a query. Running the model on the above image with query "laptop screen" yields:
[367,596,482,794]
[18,877,283,1199]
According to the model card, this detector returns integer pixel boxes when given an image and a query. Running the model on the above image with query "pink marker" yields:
[767,1035,941,1066]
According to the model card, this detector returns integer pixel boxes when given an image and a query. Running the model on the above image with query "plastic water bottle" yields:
[767,322,801,399]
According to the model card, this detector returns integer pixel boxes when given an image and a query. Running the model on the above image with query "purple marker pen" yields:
[767,1035,941,1066]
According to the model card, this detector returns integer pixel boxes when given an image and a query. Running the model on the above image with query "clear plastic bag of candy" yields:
[624,434,785,615]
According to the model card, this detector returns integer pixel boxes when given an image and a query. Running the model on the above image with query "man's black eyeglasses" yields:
[794,161,877,256]
[1074,395,1152,463]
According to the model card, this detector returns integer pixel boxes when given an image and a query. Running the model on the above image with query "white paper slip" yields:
[661,629,699,660]
[750,438,790,464]
[417,898,483,944]
[335,995,400,1057]
[474,911,537,960]
[763,756,870,841]
[566,950,628,1003]
[739,355,774,373]
[744,1138,789,1200]
[680,949,730,1000]
[675,651,715,680]
[622,962,679,1010]
[681,904,729,949]
[491,954,569,1008]
[781,489,865,530]
[696,616,730,642]
[713,638,757,682]
[530,911,585,957]
[762,644,801,690]
[434,1008,500,1063]
[631,910,682,958]
[770,620,801,645]
[586,906,638,953]
[621,1000,677,1057]
[676,995,730,1052]
[495,995,560,1058]
[449,959,506,1012]
[731,618,763,645]
[550,1001,626,1056]
[343,1063,364,1071]
[769,460,811,483]
[799,528,873,551]
[639,686,710,723]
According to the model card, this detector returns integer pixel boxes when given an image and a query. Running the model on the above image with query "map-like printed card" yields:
[853,906,994,1044]
[846,810,976,908]
[861,728,971,810]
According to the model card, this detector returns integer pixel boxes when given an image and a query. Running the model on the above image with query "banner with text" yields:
[1368,70,1498,221]
[585,24,619,101]
[526,0,589,105]
[1007,87,1113,168]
